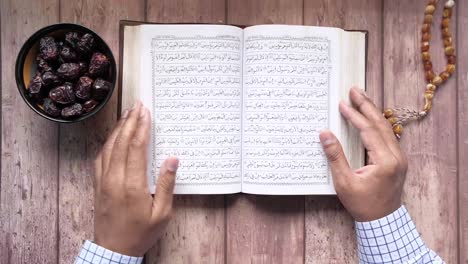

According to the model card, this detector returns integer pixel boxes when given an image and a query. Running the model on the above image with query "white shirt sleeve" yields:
[355,206,445,263]
[75,240,143,264]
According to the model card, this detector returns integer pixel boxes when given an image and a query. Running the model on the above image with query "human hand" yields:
[93,102,179,256]
[319,87,408,222]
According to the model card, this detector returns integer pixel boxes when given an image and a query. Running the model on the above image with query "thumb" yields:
[153,156,179,214]
[319,130,352,187]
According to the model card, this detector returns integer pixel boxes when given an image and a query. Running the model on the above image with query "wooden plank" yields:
[144,1,226,263]
[147,0,226,24]
[458,0,468,262]
[226,1,305,263]
[383,1,457,262]
[0,0,60,263]
[303,1,383,262]
[57,1,145,263]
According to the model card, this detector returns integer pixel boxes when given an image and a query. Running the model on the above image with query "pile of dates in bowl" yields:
[16,24,116,122]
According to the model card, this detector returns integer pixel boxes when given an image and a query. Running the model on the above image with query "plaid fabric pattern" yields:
[355,206,444,263]
[75,240,143,264]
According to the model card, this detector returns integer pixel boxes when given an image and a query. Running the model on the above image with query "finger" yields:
[107,102,142,183]
[349,87,402,157]
[319,130,352,191]
[152,157,179,218]
[101,109,129,174]
[339,101,390,158]
[125,107,151,190]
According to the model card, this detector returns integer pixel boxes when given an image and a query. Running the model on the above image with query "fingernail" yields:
[319,131,336,146]
[139,106,147,118]
[322,139,336,146]
[339,100,349,109]
[166,157,179,173]
[355,87,369,99]
[121,109,129,119]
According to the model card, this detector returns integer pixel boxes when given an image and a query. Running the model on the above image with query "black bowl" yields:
[15,23,117,123]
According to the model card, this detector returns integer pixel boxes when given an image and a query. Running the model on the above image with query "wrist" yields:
[352,201,402,222]
[94,237,145,257]
[354,204,403,223]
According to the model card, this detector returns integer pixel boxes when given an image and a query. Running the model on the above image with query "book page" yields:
[138,25,243,194]
[241,25,342,195]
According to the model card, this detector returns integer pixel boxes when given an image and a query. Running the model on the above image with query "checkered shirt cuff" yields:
[355,206,444,263]
[75,240,143,264]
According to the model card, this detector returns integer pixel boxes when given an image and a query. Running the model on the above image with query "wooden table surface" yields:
[1,0,467,263]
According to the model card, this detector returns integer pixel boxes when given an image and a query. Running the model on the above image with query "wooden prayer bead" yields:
[425,5,436,14]
[427,0,437,5]
[448,55,456,64]
[426,70,435,81]
[442,18,450,28]
[421,42,430,52]
[422,52,431,61]
[446,64,456,74]
[443,8,452,18]
[427,83,437,91]
[383,109,394,118]
[442,28,451,38]
[424,99,432,111]
[424,61,433,71]
[425,90,434,99]
[388,117,399,125]
[393,124,403,135]
[445,46,455,55]
[443,37,452,47]
[422,23,431,33]
[432,75,443,85]
[424,15,433,24]
[422,32,431,41]
[440,71,450,81]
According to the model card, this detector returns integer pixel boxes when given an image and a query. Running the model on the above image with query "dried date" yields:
[77,33,95,55]
[49,82,75,104]
[75,76,93,101]
[36,55,53,73]
[78,62,88,75]
[65,32,81,49]
[89,52,110,77]
[83,99,99,113]
[39,36,59,62]
[92,78,111,100]
[42,71,62,87]
[57,63,81,81]
[28,74,43,99]
[43,98,61,117]
[59,45,78,63]
[61,103,83,118]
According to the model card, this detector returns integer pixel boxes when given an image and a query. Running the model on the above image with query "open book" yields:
[120,23,366,195]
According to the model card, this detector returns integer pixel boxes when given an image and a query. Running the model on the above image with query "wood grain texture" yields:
[227,0,303,25]
[384,1,458,262]
[147,0,225,24]
[144,1,226,263]
[0,0,60,263]
[303,1,383,262]
[458,0,468,263]
[226,1,304,263]
[58,1,145,263]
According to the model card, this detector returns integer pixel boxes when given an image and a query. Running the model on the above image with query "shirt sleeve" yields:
[355,206,444,263]
[75,240,144,264]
